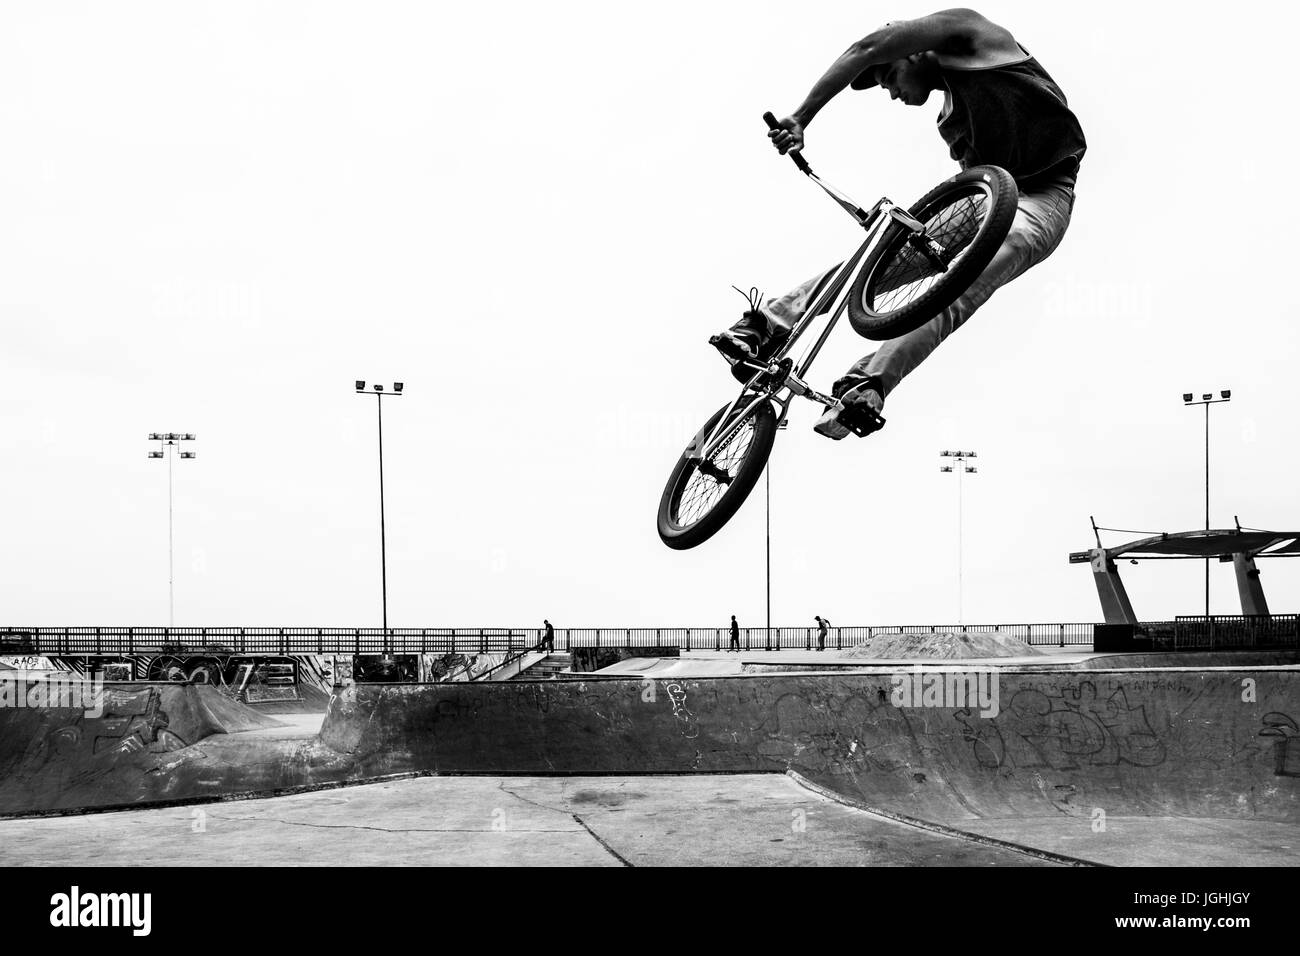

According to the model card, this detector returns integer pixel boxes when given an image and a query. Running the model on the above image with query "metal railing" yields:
[1162,614,1300,650]
[0,627,529,657]
[468,642,547,682]
[0,622,1098,655]
[555,623,1100,651]
[3,618,1295,657]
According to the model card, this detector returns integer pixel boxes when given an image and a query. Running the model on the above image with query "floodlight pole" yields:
[355,382,404,643]
[940,451,978,625]
[169,447,174,625]
[378,395,387,633]
[765,420,787,650]
[1182,390,1231,617]
[148,433,195,628]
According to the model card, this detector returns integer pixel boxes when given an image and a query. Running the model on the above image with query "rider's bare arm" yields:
[770,9,1018,152]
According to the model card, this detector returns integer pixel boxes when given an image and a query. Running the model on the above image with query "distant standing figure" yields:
[815,616,831,651]
[541,619,555,652]
[729,615,741,652]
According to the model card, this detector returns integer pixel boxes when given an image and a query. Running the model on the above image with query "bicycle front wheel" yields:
[658,399,777,550]
[848,165,1018,341]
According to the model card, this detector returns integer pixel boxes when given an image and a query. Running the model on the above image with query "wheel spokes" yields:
[674,414,757,526]
[866,191,988,314]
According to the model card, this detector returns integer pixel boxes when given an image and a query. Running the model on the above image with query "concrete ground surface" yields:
[2,654,1295,866]
[591,648,1097,677]
[0,774,1061,867]
[960,816,1300,867]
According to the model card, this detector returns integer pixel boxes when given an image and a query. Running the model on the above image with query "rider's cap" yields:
[850,65,881,90]
[851,22,901,90]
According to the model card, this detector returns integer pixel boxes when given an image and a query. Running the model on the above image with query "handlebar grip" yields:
[762,111,811,174]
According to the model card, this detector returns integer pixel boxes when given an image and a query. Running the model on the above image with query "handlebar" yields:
[762,111,812,174]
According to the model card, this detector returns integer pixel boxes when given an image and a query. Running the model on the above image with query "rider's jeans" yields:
[745,175,1076,399]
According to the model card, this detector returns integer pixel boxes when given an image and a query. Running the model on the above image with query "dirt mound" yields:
[841,629,1044,660]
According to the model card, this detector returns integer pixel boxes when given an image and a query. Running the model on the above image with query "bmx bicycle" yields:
[657,111,1018,550]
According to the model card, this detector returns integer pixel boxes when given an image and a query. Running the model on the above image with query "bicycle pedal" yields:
[837,404,886,437]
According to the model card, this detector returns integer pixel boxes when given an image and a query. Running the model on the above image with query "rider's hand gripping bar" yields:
[762,111,812,174]
[763,111,875,226]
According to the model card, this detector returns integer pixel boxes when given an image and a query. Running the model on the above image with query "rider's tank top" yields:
[936,48,1087,189]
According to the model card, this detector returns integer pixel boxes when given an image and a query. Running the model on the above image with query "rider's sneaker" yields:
[713,318,793,385]
[713,286,786,383]
[709,328,760,364]
[813,380,886,440]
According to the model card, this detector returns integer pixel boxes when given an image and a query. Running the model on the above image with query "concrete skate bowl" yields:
[0,681,288,814]
[1079,650,1300,669]
[320,668,1300,865]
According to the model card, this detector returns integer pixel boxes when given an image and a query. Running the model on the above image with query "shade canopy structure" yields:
[1069,527,1300,624]
[1071,529,1300,562]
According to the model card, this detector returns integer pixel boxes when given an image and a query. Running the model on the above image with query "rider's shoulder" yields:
[926,9,1024,68]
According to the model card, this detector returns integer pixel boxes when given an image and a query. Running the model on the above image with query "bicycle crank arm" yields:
[783,371,836,407]
[786,369,886,436]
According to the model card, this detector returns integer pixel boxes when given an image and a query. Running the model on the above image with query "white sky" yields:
[3,1,1298,629]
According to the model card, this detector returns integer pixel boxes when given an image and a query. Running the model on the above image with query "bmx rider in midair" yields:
[710,9,1086,439]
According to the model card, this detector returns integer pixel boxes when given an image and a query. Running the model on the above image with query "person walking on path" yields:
[541,619,555,653]
[729,615,741,652]
[815,615,831,651]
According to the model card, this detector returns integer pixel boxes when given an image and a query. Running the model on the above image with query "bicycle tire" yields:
[847,165,1018,341]
[658,399,778,550]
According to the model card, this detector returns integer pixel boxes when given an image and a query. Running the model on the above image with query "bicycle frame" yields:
[688,173,930,464]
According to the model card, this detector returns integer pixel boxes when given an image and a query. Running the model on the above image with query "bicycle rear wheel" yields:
[658,399,777,550]
[848,165,1017,341]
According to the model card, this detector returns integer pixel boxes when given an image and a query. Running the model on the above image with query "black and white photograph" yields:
[0,0,1292,934]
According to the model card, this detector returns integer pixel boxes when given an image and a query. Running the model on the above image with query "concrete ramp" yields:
[3,666,1297,866]
[590,657,744,677]
[0,682,286,814]
[319,668,1299,827]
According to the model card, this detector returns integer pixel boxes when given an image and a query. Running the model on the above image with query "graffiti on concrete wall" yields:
[423,652,507,682]
[753,691,903,776]
[16,687,194,784]
[663,681,698,739]
[744,680,1172,779]
[956,682,1166,772]
[0,656,52,671]
[1259,713,1299,777]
